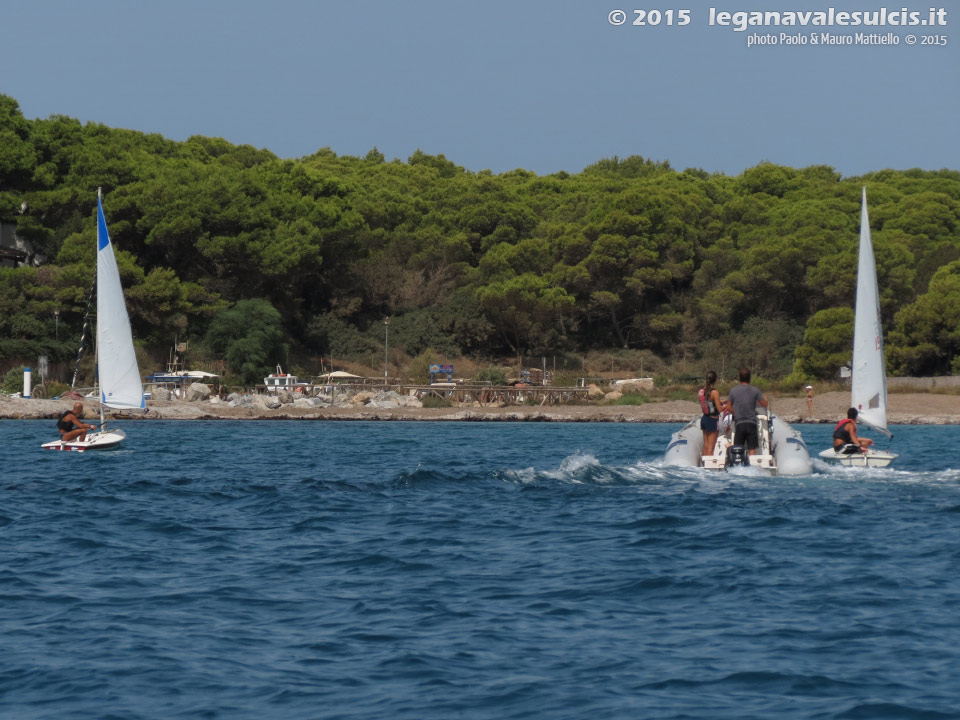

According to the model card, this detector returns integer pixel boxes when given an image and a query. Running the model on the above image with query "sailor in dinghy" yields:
[817,188,898,468]
[56,403,96,444]
[831,408,874,456]
[41,189,144,452]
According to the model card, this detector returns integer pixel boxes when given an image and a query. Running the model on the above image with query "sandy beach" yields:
[3,391,957,425]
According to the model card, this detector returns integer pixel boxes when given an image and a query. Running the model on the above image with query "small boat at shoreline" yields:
[263,365,310,394]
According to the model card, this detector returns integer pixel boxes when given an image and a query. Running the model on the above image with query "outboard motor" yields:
[725,445,749,469]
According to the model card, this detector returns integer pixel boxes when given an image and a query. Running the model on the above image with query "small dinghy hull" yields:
[817,447,897,468]
[42,428,126,452]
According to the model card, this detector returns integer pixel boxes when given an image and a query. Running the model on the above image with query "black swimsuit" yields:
[57,412,77,433]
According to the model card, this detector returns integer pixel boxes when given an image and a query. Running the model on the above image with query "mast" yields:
[96,187,106,432]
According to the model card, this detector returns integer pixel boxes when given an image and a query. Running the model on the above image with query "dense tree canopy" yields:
[1,94,959,382]
[204,299,287,384]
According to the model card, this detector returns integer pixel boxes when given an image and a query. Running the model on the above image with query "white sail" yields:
[850,187,889,435]
[96,193,145,410]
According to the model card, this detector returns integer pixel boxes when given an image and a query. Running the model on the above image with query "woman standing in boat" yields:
[699,371,728,456]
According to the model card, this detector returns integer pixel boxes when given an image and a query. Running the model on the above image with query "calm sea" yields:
[2,419,960,720]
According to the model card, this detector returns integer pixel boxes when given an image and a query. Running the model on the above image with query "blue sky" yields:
[2,0,956,177]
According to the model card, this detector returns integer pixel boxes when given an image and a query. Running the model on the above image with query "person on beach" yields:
[56,403,95,443]
[698,370,727,456]
[805,385,814,417]
[832,407,874,454]
[727,367,768,455]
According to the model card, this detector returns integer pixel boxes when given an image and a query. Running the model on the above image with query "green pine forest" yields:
[2,94,959,387]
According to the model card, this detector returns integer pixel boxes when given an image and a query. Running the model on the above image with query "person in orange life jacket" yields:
[56,402,95,443]
[833,407,874,454]
[698,370,728,456]
[727,367,768,455]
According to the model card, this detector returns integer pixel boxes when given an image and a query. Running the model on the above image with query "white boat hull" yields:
[42,428,126,452]
[817,447,898,468]
[665,413,812,476]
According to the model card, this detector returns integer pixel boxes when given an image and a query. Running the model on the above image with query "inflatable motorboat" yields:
[664,410,812,476]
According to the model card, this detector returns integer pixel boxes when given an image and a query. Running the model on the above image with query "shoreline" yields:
[3,391,959,425]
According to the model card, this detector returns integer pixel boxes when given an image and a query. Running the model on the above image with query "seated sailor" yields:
[57,402,95,443]
[833,408,874,454]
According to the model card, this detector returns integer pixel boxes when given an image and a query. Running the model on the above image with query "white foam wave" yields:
[808,458,960,490]
[557,451,601,475]
[726,465,770,479]
[499,452,603,485]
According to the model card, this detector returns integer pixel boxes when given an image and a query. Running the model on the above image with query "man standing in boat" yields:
[727,367,768,456]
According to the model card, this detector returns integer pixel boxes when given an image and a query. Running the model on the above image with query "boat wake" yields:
[492,452,773,490]
[389,452,684,489]
[812,458,960,485]
[725,464,772,478]
[494,451,683,487]
[380,448,960,495]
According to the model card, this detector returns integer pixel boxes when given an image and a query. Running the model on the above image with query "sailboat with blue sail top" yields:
[43,189,144,451]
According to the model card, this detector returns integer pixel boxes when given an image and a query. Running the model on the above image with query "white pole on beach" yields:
[383,317,390,383]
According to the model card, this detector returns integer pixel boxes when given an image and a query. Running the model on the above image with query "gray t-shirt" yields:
[728,383,764,425]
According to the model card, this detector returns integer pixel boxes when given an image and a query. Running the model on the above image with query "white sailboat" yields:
[43,190,144,451]
[819,188,898,467]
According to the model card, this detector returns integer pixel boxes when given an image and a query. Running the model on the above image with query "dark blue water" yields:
[3,420,960,719]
